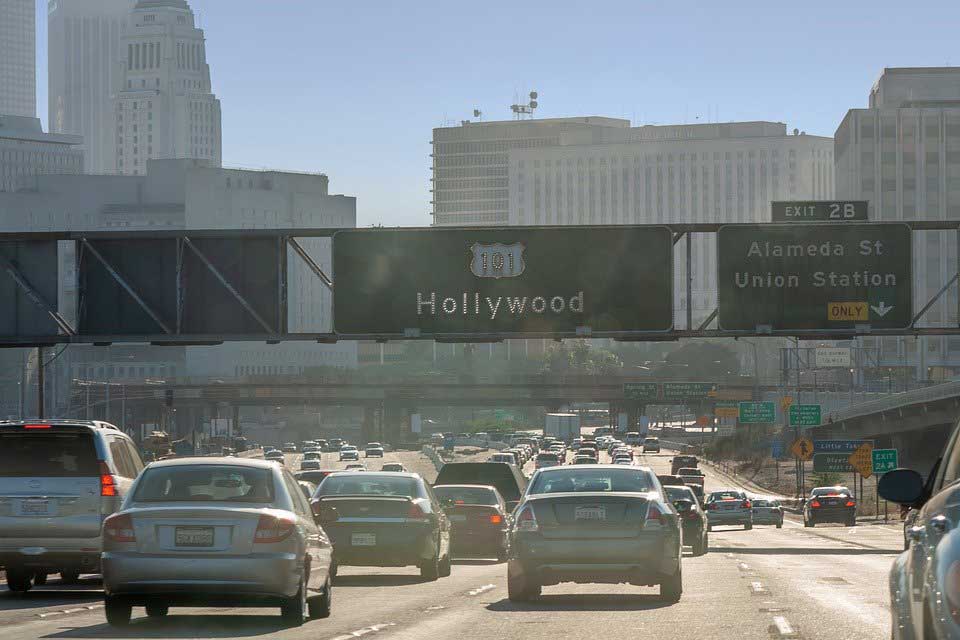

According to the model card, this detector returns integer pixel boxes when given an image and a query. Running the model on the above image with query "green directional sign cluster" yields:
[717,223,912,331]
[623,382,659,403]
[662,382,716,402]
[872,449,899,474]
[789,404,822,427]
[813,453,854,473]
[738,401,776,424]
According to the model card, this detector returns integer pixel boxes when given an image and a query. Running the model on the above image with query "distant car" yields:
[642,438,661,453]
[364,443,384,458]
[704,490,752,531]
[434,484,510,562]
[803,486,856,527]
[664,485,708,556]
[576,448,599,462]
[102,458,333,626]
[303,451,321,462]
[381,463,406,472]
[339,446,360,461]
[434,462,529,513]
[613,455,633,465]
[657,474,686,487]
[751,497,784,528]
[624,432,642,445]
[282,443,298,453]
[677,468,704,488]
[572,455,596,465]
[670,455,698,475]
[489,453,518,466]
[264,450,285,463]
[344,464,366,471]
[300,459,322,471]
[508,465,682,602]
[312,472,451,580]
[535,452,562,470]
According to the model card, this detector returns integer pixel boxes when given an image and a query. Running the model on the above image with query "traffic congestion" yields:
[0,417,908,639]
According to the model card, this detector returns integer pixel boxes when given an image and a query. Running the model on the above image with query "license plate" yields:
[449,514,467,522]
[575,505,606,521]
[19,499,50,516]
[351,533,376,546]
[175,527,214,547]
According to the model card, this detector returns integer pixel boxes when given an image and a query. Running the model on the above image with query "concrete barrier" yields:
[422,445,444,472]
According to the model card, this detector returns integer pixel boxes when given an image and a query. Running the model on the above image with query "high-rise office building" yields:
[836,67,960,379]
[0,0,36,118]
[0,114,83,192]
[113,0,222,175]
[48,0,135,173]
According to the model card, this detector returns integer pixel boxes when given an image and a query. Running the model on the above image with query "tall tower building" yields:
[48,0,134,173]
[113,0,222,175]
[0,0,36,117]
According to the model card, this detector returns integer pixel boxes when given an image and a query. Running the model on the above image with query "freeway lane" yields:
[0,444,902,640]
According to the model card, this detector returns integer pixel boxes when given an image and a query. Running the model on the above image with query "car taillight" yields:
[103,513,136,543]
[742,501,752,510]
[23,424,51,429]
[407,502,429,520]
[845,500,856,507]
[489,514,503,525]
[254,514,295,543]
[99,461,118,497]
[646,503,667,525]
[515,505,539,532]
[810,500,821,508]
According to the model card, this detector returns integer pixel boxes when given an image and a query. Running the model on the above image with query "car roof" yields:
[433,483,497,491]
[536,463,652,472]
[325,471,421,479]
[0,419,124,433]
[146,456,275,470]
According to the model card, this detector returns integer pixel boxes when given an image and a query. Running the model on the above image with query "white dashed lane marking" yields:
[467,584,496,596]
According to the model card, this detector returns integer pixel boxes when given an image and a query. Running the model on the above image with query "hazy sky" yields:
[33,0,960,228]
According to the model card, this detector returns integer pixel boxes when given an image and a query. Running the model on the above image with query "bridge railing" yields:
[824,380,960,423]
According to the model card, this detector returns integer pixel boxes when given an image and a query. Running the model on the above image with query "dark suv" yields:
[670,455,698,475]
[434,462,528,512]
[803,486,856,527]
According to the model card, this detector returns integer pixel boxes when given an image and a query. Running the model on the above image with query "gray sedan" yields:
[102,458,333,627]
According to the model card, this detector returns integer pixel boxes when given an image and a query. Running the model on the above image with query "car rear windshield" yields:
[537,453,559,461]
[296,471,332,484]
[134,465,275,503]
[678,468,702,475]
[644,438,658,443]
[707,491,745,502]
[0,430,99,477]
[434,486,497,505]
[434,463,525,503]
[665,486,695,502]
[812,487,850,497]
[318,475,420,498]
[528,468,654,494]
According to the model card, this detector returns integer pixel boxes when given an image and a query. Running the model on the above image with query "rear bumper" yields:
[807,507,855,523]
[102,552,301,599]
[0,536,102,571]
[752,511,783,524]
[707,510,752,525]
[450,527,508,555]
[326,523,437,567]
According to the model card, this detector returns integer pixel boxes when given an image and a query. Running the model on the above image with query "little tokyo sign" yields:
[332,227,673,337]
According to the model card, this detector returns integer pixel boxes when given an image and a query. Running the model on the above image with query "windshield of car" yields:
[433,486,498,505]
[528,468,655,494]
[317,475,420,498]
[133,466,275,503]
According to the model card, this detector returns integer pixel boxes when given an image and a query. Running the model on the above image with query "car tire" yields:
[60,570,80,585]
[280,575,308,627]
[776,519,783,529]
[308,577,332,619]
[846,516,857,527]
[744,522,753,531]
[659,564,683,602]
[439,553,452,578]
[420,555,440,581]
[507,566,539,602]
[105,596,132,627]
[146,603,169,618]
[496,546,509,563]
[33,572,47,586]
[6,568,32,593]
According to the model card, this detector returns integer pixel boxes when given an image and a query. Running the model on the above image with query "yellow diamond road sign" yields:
[791,437,814,461]
[780,396,794,410]
[848,443,874,478]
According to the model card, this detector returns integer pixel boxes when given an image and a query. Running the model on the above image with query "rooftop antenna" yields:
[511,90,539,120]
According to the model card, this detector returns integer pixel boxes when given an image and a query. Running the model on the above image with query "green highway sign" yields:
[333,227,673,337]
[813,452,854,473]
[623,382,659,403]
[872,448,899,474]
[738,401,776,424]
[789,404,822,427]
[771,201,868,223]
[662,382,717,403]
[717,223,912,331]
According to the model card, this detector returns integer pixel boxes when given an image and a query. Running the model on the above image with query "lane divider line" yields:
[750,581,768,595]
[468,584,496,596]
[769,615,799,638]
[329,622,396,640]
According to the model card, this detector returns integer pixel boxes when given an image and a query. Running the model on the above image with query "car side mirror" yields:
[878,469,925,505]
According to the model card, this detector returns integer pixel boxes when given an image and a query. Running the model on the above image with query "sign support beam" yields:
[0,249,75,336]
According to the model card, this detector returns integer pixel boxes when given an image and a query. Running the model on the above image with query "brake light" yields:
[99,461,118,497]
[646,503,667,525]
[810,500,821,508]
[489,514,503,525]
[407,502,429,520]
[845,500,856,507]
[515,505,539,532]
[455,499,465,505]
[254,514,295,543]
[23,424,51,429]
[742,501,752,510]
[103,513,135,543]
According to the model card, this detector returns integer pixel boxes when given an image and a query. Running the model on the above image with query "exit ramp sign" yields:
[771,201,868,222]
[717,223,912,331]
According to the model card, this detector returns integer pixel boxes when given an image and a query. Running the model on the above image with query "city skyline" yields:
[25,0,960,227]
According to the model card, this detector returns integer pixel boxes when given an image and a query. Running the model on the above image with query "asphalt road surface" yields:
[0,445,901,640]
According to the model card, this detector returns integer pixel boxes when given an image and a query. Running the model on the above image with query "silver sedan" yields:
[101,457,333,627]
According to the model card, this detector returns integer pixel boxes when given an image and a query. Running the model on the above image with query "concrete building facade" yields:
[0,114,84,192]
[48,0,135,174]
[0,0,36,118]
[113,0,221,175]
[835,67,960,379]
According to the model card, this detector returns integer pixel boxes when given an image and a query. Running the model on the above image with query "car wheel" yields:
[104,596,132,627]
[439,553,452,578]
[308,576,332,619]
[507,565,539,602]
[776,519,783,529]
[744,522,753,531]
[6,568,32,593]
[496,546,509,563]
[659,564,682,602]
[146,603,169,618]
[804,518,813,528]
[280,575,308,627]
[60,570,80,585]
[33,572,47,586]
[420,555,440,581]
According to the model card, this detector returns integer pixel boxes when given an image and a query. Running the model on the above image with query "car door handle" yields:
[930,515,952,534]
